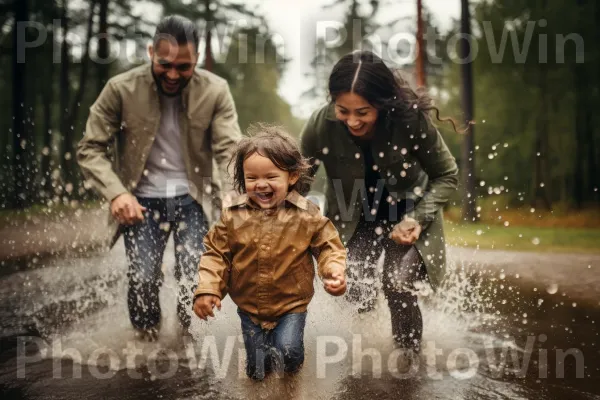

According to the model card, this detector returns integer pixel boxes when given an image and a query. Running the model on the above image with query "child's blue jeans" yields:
[238,309,307,380]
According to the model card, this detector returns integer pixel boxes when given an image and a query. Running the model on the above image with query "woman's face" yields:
[334,92,379,138]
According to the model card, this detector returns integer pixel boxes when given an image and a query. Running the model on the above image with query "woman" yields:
[300,50,459,352]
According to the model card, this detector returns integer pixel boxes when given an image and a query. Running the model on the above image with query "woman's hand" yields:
[322,265,347,296]
[193,294,222,321]
[389,217,422,245]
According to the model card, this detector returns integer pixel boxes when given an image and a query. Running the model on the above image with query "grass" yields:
[445,221,600,254]
[0,199,105,228]
[444,198,600,253]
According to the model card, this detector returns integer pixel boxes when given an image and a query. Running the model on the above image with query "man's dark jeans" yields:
[123,195,208,331]
[238,309,307,380]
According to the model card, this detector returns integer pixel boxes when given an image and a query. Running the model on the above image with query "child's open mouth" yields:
[255,192,274,202]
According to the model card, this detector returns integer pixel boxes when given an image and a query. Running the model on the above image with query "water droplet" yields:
[375,227,383,235]
[400,170,407,177]
[143,169,149,176]
[401,148,408,155]
[194,167,200,173]
[504,221,509,227]
[537,299,544,306]
[413,186,422,196]
[412,104,418,109]
[546,283,558,294]
[476,230,483,236]
[161,158,167,165]
[355,153,361,159]
[480,181,485,187]
[530,208,536,213]
[322,147,329,155]
[532,237,540,245]
[488,154,494,160]
[379,152,384,158]
[499,272,506,279]
[64,152,72,160]
[42,147,50,156]
[572,302,577,307]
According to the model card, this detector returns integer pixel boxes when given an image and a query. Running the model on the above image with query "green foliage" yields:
[439,0,599,209]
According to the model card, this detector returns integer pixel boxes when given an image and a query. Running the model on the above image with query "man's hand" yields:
[389,217,422,245]
[193,295,222,321]
[322,265,347,296]
[111,193,146,225]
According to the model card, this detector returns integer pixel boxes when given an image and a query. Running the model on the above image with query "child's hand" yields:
[193,294,222,321]
[323,266,346,296]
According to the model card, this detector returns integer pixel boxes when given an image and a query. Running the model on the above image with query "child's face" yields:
[243,153,299,209]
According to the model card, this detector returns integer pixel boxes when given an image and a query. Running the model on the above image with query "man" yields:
[77,15,241,340]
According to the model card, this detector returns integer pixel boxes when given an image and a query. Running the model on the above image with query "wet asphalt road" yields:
[0,240,599,400]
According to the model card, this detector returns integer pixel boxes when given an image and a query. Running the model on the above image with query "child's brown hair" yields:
[229,124,313,195]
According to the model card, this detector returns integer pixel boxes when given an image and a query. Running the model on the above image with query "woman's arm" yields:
[411,112,459,229]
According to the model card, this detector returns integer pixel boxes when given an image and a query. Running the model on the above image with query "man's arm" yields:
[76,80,127,201]
[210,83,242,193]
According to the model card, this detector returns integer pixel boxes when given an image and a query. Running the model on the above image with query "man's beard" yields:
[151,66,191,97]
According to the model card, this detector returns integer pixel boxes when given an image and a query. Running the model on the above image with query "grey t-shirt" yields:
[134,95,189,198]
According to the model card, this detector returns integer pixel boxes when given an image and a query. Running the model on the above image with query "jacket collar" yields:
[226,191,309,211]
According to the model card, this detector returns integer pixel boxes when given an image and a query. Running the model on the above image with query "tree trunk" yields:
[204,0,214,71]
[12,0,30,209]
[41,31,55,199]
[532,65,552,210]
[460,0,477,222]
[62,0,97,192]
[59,0,70,191]
[97,0,110,95]
[573,65,586,209]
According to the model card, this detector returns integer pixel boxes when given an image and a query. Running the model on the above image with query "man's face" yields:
[149,39,198,96]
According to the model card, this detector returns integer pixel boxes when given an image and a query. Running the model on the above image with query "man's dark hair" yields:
[153,15,200,52]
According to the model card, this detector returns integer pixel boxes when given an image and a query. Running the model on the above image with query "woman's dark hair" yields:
[229,124,314,196]
[328,50,460,132]
[154,15,200,52]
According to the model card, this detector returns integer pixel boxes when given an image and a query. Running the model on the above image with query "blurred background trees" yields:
[0,0,598,216]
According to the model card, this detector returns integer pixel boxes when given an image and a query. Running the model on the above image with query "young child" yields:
[192,125,347,380]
